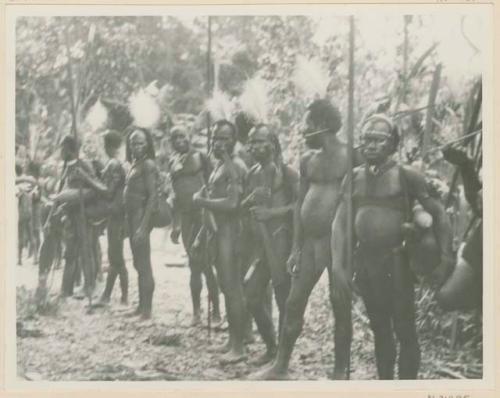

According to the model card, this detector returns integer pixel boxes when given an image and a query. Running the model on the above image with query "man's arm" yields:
[195,162,242,212]
[139,159,158,232]
[290,155,310,251]
[406,167,453,282]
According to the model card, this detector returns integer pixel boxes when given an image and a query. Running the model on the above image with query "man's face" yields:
[248,126,273,163]
[302,111,324,149]
[212,125,236,159]
[171,130,190,154]
[361,120,393,165]
[130,130,148,160]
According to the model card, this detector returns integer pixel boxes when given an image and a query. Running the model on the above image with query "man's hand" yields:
[286,248,301,277]
[192,187,206,205]
[170,227,181,244]
[133,225,147,246]
[330,266,353,308]
[430,254,455,288]
[250,206,274,222]
[442,146,469,166]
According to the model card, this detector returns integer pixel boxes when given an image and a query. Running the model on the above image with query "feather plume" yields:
[206,89,234,122]
[292,55,330,99]
[85,98,109,132]
[239,77,270,124]
[128,88,161,129]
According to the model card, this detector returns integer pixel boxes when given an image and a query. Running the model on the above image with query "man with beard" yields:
[251,99,356,380]
[168,125,221,326]
[330,114,453,379]
[192,120,247,364]
[241,123,298,365]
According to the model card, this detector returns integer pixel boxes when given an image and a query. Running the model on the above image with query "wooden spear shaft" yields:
[206,15,212,340]
[346,16,355,279]
[422,64,442,156]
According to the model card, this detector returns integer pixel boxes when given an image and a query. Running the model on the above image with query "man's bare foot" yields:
[125,308,141,318]
[98,296,110,305]
[219,350,247,366]
[331,369,350,380]
[191,312,202,326]
[120,298,128,306]
[207,340,231,354]
[244,333,255,344]
[139,313,152,321]
[247,363,289,380]
[249,349,276,366]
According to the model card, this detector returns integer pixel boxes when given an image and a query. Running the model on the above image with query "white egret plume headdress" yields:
[292,55,330,100]
[128,86,161,129]
[239,76,270,125]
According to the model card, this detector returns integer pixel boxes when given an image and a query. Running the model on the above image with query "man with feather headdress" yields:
[252,57,358,380]
[192,117,248,365]
[168,124,221,326]
[235,77,299,365]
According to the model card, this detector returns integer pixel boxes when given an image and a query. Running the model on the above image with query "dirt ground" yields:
[16,228,482,381]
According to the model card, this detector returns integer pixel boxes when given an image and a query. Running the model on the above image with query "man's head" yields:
[170,125,191,154]
[103,130,123,158]
[360,114,399,165]
[248,124,276,164]
[60,135,80,162]
[211,120,237,160]
[125,127,155,162]
[302,99,342,149]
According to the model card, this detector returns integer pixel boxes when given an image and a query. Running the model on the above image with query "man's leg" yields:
[323,233,352,380]
[216,223,246,363]
[244,259,276,364]
[182,213,203,324]
[357,259,396,380]
[101,218,128,303]
[392,253,420,380]
[61,232,78,297]
[251,238,323,379]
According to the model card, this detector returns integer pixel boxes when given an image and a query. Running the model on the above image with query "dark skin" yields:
[240,126,298,366]
[168,127,221,326]
[251,110,354,380]
[193,124,247,365]
[123,130,157,320]
[331,120,453,379]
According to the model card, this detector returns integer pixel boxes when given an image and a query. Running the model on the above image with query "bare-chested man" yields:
[192,120,248,365]
[330,114,453,379]
[123,127,158,320]
[241,124,298,365]
[168,125,221,326]
[252,99,356,380]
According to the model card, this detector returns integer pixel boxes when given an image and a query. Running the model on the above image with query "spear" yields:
[63,25,95,307]
[206,15,213,340]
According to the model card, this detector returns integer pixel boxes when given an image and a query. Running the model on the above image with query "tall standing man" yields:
[330,114,453,379]
[241,123,298,365]
[168,125,221,326]
[192,120,248,365]
[252,99,356,380]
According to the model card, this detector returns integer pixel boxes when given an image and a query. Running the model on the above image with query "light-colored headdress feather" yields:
[239,77,270,124]
[206,89,235,122]
[85,98,109,132]
[128,87,161,129]
[292,55,330,100]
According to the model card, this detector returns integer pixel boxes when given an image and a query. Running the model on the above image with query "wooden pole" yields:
[206,15,213,340]
[422,64,442,156]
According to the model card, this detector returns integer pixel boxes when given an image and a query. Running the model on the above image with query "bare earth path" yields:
[16,228,481,381]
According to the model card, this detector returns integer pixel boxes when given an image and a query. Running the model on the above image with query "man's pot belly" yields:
[300,185,339,237]
[355,206,404,248]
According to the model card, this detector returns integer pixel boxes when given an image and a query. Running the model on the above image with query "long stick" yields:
[344,15,355,379]
[422,64,442,155]
[63,27,94,305]
[206,15,212,340]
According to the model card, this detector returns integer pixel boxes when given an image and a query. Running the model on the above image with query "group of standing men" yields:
[35,97,457,380]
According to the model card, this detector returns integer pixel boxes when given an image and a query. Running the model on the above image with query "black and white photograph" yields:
[6,3,493,386]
